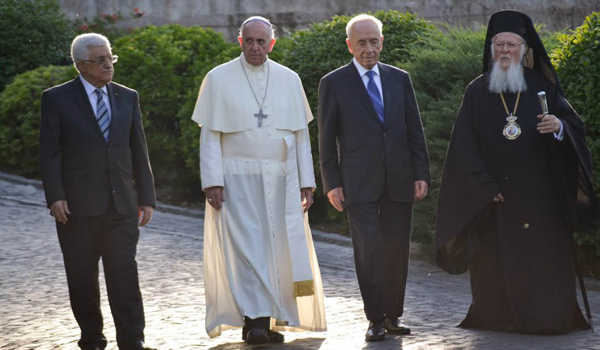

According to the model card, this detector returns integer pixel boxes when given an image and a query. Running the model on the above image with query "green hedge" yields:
[112,24,238,200]
[0,65,76,175]
[402,26,486,252]
[0,0,74,93]
[553,12,600,266]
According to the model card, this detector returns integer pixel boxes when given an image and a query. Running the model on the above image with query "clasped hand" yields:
[536,114,560,134]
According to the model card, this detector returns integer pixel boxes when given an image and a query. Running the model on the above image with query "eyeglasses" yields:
[494,42,524,51]
[81,55,119,65]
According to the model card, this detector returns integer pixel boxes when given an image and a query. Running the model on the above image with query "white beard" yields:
[488,45,527,94]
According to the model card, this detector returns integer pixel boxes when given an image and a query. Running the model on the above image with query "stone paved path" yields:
[1,173,600,349]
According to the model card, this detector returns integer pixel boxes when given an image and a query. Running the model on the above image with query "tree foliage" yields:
[0,65,76,175]
[0,0,74,93]
[112,24,238,200]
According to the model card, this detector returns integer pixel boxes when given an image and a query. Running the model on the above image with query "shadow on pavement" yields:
[208,337,325,349]
[361,336,404,349]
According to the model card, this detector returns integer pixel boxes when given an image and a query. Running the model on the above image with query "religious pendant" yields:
[254,109,268,128]
[503,113,521,140]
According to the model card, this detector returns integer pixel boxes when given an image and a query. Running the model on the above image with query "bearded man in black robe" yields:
[435,10,598,334]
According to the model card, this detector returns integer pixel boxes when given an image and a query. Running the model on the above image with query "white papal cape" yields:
[191,54,327,337]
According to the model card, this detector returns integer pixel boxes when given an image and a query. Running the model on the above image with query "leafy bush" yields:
[112,24,238,200]
[552,12,600,268]
[0,65,76,175]
[402,26,486,252]
[270,11,439,225]
[0,0,74,92]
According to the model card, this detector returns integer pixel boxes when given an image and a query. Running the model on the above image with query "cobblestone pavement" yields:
[2,173,600,350]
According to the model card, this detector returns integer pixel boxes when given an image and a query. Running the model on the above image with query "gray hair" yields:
[239,16,275,39]
[346,14,383,40]
[71,33,111,71]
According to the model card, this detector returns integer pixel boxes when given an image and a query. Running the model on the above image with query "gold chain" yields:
[499,91,521,116]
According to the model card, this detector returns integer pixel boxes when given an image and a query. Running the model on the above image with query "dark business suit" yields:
[318,61,430,321]
[40,76,156,349]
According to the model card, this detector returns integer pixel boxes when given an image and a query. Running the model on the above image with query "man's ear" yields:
[238,36,243,49]
[76,61,85,74]
[346,38,353,54]
[268,38,276,53]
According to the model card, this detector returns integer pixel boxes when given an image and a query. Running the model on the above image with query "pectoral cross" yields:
[254,109,268,128]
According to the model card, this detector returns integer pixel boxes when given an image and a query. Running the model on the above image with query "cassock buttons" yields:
[523,223,530,229]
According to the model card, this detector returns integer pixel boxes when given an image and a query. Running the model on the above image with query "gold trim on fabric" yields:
[293,280,314,297]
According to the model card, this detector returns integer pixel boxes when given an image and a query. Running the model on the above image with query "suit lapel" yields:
[344,61,383,126]
[106,83,118,144]
[379,63,394,127]
[72,77,107,142]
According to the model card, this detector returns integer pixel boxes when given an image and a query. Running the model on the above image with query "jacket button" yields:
[523,223,530,229]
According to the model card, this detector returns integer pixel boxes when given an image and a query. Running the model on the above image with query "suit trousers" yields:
[345,190,412,321]
[56,199,145,349]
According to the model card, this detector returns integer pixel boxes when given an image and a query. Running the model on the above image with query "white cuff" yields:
[553,120,564,141]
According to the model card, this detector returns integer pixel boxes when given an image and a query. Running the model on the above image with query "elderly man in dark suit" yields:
[39,33,156,350]
[318,14,430,341]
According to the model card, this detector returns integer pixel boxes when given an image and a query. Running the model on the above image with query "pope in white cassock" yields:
[191,16,327,345]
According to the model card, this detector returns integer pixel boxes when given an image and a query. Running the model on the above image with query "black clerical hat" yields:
[482,10,562,93]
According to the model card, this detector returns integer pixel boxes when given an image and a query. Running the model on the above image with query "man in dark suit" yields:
[39,33,156,350]
[318,14,430,341]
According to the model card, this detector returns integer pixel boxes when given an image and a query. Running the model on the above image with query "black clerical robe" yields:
[435,68,598,334]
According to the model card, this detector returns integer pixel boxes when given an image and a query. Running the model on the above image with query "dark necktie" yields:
[366,70,384,122]
[95,89,110,141]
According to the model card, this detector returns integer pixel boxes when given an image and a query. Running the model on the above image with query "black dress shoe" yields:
[365,320,386,341]
[246,328,270,345]
[265,330,284,343]
[384,317,411,334]
[243,327,285,343]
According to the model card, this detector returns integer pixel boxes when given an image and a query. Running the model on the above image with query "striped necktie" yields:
[366,70,384,122]
[95,89,110,141]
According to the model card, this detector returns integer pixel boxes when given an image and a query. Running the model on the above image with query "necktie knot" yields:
[366,70,376,81]
[95,88,103,98]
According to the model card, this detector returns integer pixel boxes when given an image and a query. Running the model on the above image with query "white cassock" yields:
[191,53,327,338]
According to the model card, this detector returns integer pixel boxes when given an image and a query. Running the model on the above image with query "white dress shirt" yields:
[352,58,384,106]
[80,75,111,121]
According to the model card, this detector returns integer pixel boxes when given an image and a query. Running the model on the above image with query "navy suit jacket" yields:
[40,76,156,217]
[318,61,430,204]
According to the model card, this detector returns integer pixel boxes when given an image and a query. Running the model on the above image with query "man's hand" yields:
[414,180,429,201]
[139,206,154,227]
[327,187,345,212]
[205,186,225,210]
[537,114,561,134]
[492,193,505,203]
[301,188,314,213]
[50,200,70,224]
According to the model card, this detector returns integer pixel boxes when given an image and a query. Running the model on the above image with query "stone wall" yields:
[59,0,600,42]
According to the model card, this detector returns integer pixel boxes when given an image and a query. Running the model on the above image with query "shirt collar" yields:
[79,74,108,97]
[352,57,380,78]
[240,52,268,72]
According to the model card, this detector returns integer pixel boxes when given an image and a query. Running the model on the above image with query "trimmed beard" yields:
[488,45,527,94]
